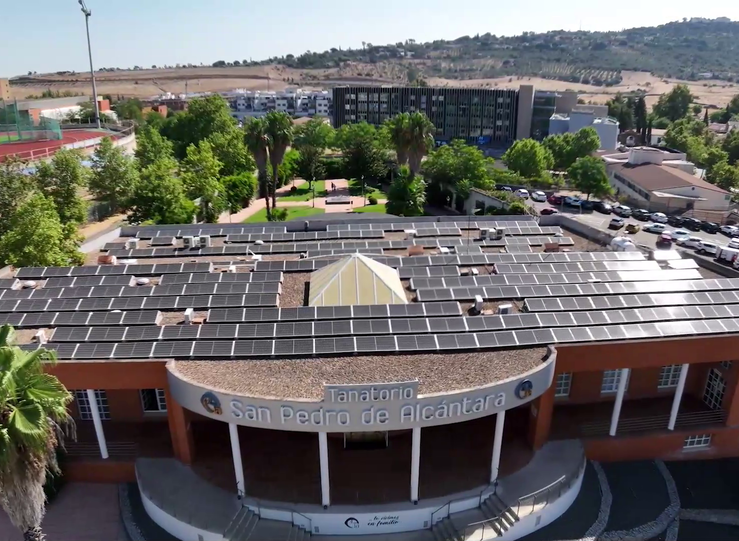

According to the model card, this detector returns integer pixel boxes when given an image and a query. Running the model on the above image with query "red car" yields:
[547,194,563,205]
[540,208,558,215]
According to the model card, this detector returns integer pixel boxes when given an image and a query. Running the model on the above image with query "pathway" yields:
[315,178,387,214]
[219,178,308,223]
[0,483,126,541]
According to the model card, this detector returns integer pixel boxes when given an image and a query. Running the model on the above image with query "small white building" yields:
[549,110,619,150]
[226,89,332,121]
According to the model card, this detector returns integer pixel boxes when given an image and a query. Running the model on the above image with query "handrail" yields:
[431,485,490,526]
[464,450,586,539]
[250,497,312,534]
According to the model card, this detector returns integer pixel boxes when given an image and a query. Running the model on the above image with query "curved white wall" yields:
[140,488,225,541]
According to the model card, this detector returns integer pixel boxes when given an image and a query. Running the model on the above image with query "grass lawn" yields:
[278,180,327,201]
[0,133,20,143]
[348,178,385,199]
[354,203,387,214]
[243,206,325,223]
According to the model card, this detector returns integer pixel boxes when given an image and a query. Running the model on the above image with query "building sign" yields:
[167,353,555,432]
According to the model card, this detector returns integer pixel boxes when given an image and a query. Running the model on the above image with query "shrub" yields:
[290,185,298,194]
[269,208,289,221]
[506,201,527,215]
[368,196,378,205]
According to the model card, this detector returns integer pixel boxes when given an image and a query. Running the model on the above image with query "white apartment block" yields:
[225,88,332,121]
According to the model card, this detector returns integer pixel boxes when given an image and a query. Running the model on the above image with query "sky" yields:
[3,0,739,77]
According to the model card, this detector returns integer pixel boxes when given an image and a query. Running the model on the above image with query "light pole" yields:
[79,0,101,129]
[361,175,366,206]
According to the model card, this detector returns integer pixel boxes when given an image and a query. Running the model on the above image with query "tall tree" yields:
[383,113,411,167]
[706,161,739,191]
[634,96,648,139]
[163,95,239,158]
[179,141,226,223]
[0,157,36,237]
[542,133,576,171]
[567,156,613,200]
[421,139,494,205]
[34,149,88,226]
[653,84,694,122]
[206,130,255,177]
[135,125,174,168]
[571,127,601,157]
[386,166,426,217]
[89,137,138,213]
[406,112,435,176]
[722,130,739,165]
[264,111,294,209]
[503,139,554,179]
[293,117,334,187]
[127,158,195,225]
[606,93,634,131]
[243,117,272,220]
[221,172,258,213]
[113,98,143,122]
[0,193,84,267]
[0,325,74,541]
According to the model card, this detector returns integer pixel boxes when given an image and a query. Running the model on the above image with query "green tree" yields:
[127,159,196,225]
[542,133,576,171]
[706,160,739,191]
[89,137,138,213]
[293,117,335,186]
[421,139,494,205]
[704,146,729,177]
[503,139,553,179]
[221,172,257,213]
[264,111,294,209]
[179,141,225,223]
[243,117,272,219]
[383,113,411,167]
[0,325,74,541]
[206,130,255,177]
[113,98,143,122]
[571,127,601,158]
[664,118,710,165]
[163,95,238,158]
[34,149,88,226]
[0,193,84,267]
[334,122,384,152]
[634,96,648,138]
[135,125,174,168]
[606,94,635,131]
[342,137,388,182]
[406,112,435,176]
[722,130,739,165]
[64,101,114,124]
[567,156,613,200]
[653,84,694,122]
[277,149,300,187]
[0,158,36,237]
[386,166,426,217]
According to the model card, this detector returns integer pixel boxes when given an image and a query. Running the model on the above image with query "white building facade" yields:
[227,89,332,121]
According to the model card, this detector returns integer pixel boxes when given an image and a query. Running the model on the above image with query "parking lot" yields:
[527,192,735,253]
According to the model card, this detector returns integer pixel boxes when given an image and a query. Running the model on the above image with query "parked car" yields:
[729,238,739,249]
[502,186,513,192]
[565,196,582,207]
[625,223,641,234]
[580,200,594,211]
[683,217,703,231]
[643,223,668,234]
[650,212,668,223]
[531,190,547,202]
[612,205,632,217]
[676,236,703,249]
[547,194,563,205]
[656,234,673,249]
[593,201,612,214]
[540,207,558,215]
[667,215,685,227]
[632,210,651,221]
[716,246,739,264]
[514,188,530,199]
[719,225,739,237]
[697,241,719,256]
[671,229,690,242]
[608,217,625,229]
[700,221,719,234]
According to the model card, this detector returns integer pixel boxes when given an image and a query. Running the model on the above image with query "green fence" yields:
[0,101,62,143]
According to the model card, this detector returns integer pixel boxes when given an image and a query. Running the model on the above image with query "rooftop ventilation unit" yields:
[473,295,484,314]
[125,239,139,250]
[439,247,450,255]
[497,303,512,315]
[22,280,37,289]
[184,308,194,324]
[135,277,150,286]
[479,228,489,239]
[470,268,480,276]
[227,265,237,273]
[34,330,47,344]
[199,235,211,248]
[494,227,506,240]
[183,236,195,249]
[405,229,417,239]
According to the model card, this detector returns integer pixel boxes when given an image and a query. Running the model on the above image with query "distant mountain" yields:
[261,18,739,85]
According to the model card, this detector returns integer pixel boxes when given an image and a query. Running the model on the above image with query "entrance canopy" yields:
[308,253,408,306]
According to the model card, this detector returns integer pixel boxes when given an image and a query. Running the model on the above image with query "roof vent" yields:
[254,240,264,245]
[184,308,194,324]
[470,268,480,276]
[438,247,450,255]
[22,280,37,289]
[473,295,484,314]
[34,330,47,344]
[227,265,237,273]
[125,239,139,249]
[135,277,150,286]
[497,303,512,315]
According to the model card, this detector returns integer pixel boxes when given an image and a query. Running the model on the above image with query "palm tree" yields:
[0,325,74,541]
[384,113,411,167]
[243,117,272,219]
[406,112,435,177]
[264,111,294,210]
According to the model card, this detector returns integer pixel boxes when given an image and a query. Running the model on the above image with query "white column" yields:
[318,432,330,508]
[668,364,690,431]
[490,410,506,483]
[609,368,630,436]
[228,423,246,497]
[410,427,421,503]
[86,389,108,459]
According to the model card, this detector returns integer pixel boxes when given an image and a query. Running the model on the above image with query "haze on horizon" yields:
[3,0,738,78]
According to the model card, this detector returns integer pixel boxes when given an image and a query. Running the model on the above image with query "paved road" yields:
[528,196,733,251]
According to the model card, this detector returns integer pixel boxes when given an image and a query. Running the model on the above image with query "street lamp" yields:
[361,175,366,206]
[78,0,101,129]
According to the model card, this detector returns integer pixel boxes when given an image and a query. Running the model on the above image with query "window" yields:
[140,389,167,412]
[658,365,682,389]
[721,361,733,370]
[703,369,725,410]
[601,369,629,394]
[74,390,110,421]
[555,373,572,397]
[684,434,711,449]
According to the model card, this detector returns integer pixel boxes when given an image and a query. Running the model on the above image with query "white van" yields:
[717,246,739,264]
[514,189,530,199]
[610,236,637,251]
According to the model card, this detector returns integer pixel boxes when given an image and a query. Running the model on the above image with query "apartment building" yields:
[228,89,332,121]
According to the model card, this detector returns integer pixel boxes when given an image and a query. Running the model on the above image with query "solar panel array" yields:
[225,231,385,243]
[325,221,561,235]
[158,272,283,285]
[130,225,287,239]
[0,310,160,328]
[29,317,739,359]
[16,262,212,279]
[525,291,739,312]
[414,227,462,237]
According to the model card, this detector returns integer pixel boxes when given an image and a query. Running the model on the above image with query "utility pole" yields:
[79,0,101,129]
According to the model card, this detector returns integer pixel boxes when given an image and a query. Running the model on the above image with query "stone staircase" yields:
[224,506,311,541]
[432,517,464,541]
[479,494,520,537]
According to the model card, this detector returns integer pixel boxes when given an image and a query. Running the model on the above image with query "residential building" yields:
[227,89,332,121]
[549,109,619,150]
[602,147,731,213]
[0,78,11,102]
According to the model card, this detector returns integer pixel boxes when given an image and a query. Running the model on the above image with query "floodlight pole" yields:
[79,0,101,129]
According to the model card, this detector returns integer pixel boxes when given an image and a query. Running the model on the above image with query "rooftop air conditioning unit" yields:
[183,236,195,249]
[497,303,512,315]
[22,280,37,289]
[439,247,450,255]
[125,239,139,249]
[300,253,308,259]
[473,295,484,314]
[254,240,264,245]
[135,277,150,286]
[470,268,480,276]
[252,255,263,261]
[34,330,47,344]
[184,308,194,324]
[227,265,237,273]
[479,228,489,240]
[199,235,211,248]
[494,227,506,240]
[405,229,417,239]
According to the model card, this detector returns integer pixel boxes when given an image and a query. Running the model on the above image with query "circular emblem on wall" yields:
[201,391,223,415]
[515,379,533,400]
[345,518,360,529]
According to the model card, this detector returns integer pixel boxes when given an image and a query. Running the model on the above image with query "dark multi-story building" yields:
[333,86,523,146]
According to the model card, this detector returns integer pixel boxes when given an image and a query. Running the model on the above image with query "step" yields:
[289,524,309,541]
[224,508,259,541]
[493,494,519,525]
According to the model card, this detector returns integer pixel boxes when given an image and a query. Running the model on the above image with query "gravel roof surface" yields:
[171,348,549,400]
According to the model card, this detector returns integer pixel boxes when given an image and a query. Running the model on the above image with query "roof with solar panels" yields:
[4,215,737,396]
